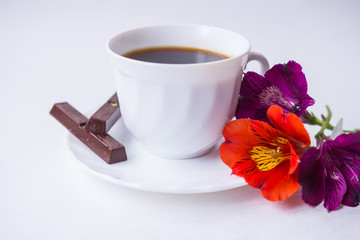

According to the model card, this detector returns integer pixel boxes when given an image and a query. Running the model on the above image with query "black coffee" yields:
[122,46,229,64]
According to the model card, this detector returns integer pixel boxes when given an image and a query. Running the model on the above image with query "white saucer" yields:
[66,117,246,194]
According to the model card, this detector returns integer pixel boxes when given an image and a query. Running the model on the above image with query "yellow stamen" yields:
[270,137,288,146]
[271,151,283,159]
[249,141,290,171]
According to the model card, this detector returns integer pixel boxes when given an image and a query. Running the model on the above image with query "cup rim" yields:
[106,24,251,67]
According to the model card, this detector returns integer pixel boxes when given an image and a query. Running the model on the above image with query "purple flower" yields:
[298,132,360,211]
[236,61,315,123]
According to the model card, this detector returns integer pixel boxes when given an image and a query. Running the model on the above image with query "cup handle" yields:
[245,52,270,75]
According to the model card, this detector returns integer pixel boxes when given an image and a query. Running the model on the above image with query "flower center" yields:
[249,141,290,171]
[259,86,294,110]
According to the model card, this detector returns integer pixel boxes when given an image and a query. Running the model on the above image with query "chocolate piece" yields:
[85,93,121,134]
[50,102,127,164]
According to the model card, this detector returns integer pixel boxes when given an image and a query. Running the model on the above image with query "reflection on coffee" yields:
[123,46,229,64]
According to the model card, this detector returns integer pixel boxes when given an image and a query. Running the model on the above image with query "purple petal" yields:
[264,61,315,115]
[329,134,360,207]
[265,61,306,101]
[240,72,269,99]
[323,160,347,211]
[237,71,296,121]
[340,161,360,207]
[236,72,270,121]
[298,148,326,206]
[235,102,269,122]
[236,61,315,121]
[333,131,360,152]
[300,134,360,211]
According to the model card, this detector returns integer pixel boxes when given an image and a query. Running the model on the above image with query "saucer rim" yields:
[65,112,247,194]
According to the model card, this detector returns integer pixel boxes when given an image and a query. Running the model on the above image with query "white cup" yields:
[106,25,268,159]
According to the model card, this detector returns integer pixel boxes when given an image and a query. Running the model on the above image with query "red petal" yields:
[220,119,269,181]
[267,105,311,148]
[220,115,301,201]
[260,162,300,201]
[220,119,257,174]
[243,167,274,189]
[249,119,288,147]
[222,119,253,145]
[220,142,252,170]
[288,143,300,174]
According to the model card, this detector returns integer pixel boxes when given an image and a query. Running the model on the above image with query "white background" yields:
[1,0,360,239]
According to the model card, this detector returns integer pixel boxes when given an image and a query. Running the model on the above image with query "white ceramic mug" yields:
[106,25,269,159]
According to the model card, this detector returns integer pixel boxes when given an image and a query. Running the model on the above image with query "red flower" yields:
[220,105,311,201]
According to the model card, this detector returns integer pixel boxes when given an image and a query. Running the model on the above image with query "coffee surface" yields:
[123,46,229,64]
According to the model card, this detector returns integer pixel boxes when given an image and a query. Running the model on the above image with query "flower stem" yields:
[315,106,332,140]
[304,108,359,134]
[312,116,334,130]
[303,111,334,130]
[344,129,360,133]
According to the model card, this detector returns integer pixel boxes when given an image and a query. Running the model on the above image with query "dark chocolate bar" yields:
[50,102,127,164]
[85,93,121,134]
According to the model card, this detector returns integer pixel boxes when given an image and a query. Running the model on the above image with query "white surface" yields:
[1,0,360,239]
[107,25,251,158]
[67,117,246,193]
